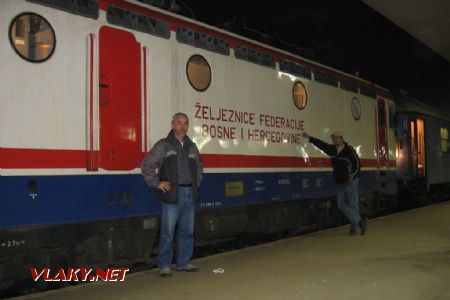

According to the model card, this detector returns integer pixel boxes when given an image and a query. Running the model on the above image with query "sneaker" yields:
[349,228,357,236]
[359,217,368,236]
[175,264,199,272]
[159,267,172,278]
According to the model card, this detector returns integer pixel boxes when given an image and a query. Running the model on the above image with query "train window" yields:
[314,71,338,87]
[351,97,361,120]
[107,6,170,39]
[186,55,211,92]
[27,0,99,19]
[261,52,276,68]
[9,13,56,63]
[440,128,449,153]
[293,81,307,110]
[416,119,426,176]
[279,59,311,79]
[360,86,376,98]
[235,44,275,68]
[177,27,229,56]
[340,79,358,93]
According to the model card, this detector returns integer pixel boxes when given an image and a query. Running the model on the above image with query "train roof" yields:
[100,0,393,100]
[395,94,450,122]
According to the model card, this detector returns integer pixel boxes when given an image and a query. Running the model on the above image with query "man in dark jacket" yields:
[303,131,367,236]
[141,113,203,277]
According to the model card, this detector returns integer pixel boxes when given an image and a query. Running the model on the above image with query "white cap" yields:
[330,131,343,137]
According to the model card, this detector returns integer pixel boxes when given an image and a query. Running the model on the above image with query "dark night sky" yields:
[173,0,450,110]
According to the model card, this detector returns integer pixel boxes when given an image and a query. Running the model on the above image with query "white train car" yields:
[0,0,397,292]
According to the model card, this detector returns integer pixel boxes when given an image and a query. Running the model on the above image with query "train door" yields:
[377,98,389,166]
[99,26,142,170]
[409,118,426,177]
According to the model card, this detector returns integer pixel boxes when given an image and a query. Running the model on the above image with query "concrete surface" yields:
[13,202,450,300]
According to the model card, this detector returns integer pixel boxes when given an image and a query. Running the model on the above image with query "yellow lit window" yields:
[186,55,211,92]
[440,128,449,153]
[293,81,307,110]
[9,13,56,62]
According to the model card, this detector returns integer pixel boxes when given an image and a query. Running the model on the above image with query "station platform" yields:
[14,201,450,300]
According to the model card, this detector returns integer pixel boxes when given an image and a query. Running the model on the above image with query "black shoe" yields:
[349,228,357,236]
[359,217,368,235]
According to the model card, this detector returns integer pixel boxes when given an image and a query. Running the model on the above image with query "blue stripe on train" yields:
[0,171,383,229]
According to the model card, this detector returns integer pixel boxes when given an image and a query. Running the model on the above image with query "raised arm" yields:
[302,132,336,157]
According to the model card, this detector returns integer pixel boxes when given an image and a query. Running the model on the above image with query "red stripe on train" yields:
[0,148,394,169]
[0,148,88,169]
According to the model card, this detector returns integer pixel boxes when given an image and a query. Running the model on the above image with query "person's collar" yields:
[167,130,192,146]
[336,143,345,153]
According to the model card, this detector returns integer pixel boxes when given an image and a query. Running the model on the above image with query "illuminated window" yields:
[440,128,449,153]
[9,13,56,62]
[416,119,425,176]
[293,81,307,110]
[186,55,211,92]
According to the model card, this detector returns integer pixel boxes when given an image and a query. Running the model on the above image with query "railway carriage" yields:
[0,0,408,292]
[395,94,450,202]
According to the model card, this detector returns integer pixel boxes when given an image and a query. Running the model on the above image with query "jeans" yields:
[337,177,361,230]
[158,186,195,269]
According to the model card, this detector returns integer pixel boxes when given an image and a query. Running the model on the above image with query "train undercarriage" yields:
[2,185,448,297]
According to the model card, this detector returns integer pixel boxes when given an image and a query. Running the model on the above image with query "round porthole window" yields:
[186,55,211,92]
[293,81,307,110]
[351,97,361,120]
[9,13,56,63]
